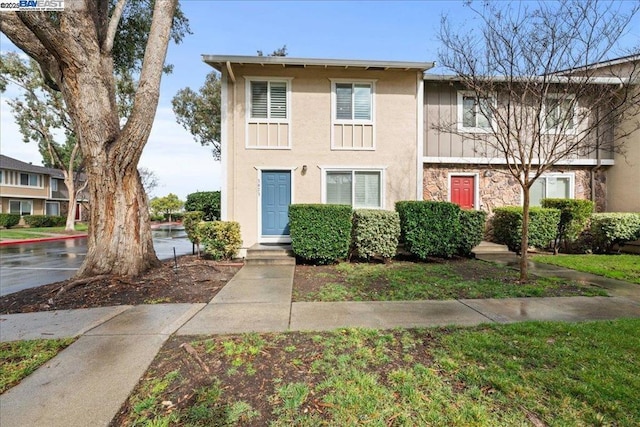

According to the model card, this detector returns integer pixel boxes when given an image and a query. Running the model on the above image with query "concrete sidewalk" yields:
[1,255,640,426]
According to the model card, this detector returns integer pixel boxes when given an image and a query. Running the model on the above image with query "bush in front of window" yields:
[492,207,561,253]
[590,212,640,253]
[395,201,462,259]
[183,211,205,254]
[541,199,594,253]
[351,209,400,261]
[0,214,21,229]
[197,221,242,260]
[458,209,487,257]
[22,215,65,227]
[289,204,353,264]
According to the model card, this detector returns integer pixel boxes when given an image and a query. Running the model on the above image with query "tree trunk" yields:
[77,158,159,277]
[519,187,530,282]
[63,172,76,232]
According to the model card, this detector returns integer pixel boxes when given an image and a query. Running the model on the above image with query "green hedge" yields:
[395,201,462,259]
[185,191,220,221]
[590,213,640,253]
[0,214,20,228]
[289,204,353,264]
[542,198,594,251]
[458,209,487,256]
[351,209,400,260]
[492,207,561,252]
[197,221,242,260]
[183,211,204,245]
[23,215,66,227]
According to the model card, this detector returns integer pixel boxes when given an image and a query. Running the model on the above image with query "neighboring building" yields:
[204,55,433,252]
[0,154,88,221]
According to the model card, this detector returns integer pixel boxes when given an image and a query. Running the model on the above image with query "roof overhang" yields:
[423,74,632,85]
[203,54,434,72]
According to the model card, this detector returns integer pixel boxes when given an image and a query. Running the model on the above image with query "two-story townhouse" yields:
[204,55,433,253]
[421,57,639,213]
[0,154,88,221]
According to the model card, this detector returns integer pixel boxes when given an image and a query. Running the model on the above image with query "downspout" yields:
[417,71,425,200]
[590,105,602,210]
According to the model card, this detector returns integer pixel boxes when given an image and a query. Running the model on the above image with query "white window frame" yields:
[447,172,480,210]
[244,76,293,150]
[320,166,386,209]
[457,91,496,133]
[51,178,58,192]
[526,172,575,206]
[9,199,33,216]
[330,79,376,151]
[542,94,577,135]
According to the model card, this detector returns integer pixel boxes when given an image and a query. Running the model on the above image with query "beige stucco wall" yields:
[1,198,45,215]
[607,113,640,212]
[223,65,421,249]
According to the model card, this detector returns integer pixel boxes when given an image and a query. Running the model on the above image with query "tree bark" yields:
[519,186,530,282]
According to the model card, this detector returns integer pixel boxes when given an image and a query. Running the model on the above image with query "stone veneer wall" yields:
[423,165,607,213]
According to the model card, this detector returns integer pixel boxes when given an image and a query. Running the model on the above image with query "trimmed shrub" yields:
[395,201,461,259]
[0,214,20,229]
[289,204,353,264]
[22,215,65,227]
[183,211,204,245]
[197,221,242,260]
[590,212,640,253]
[492,206,561,252]
[458,209,487,256]
[351,209,400,260]
[185,191,221,221]
[542,198,594,252]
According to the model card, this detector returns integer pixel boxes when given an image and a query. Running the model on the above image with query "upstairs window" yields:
[335,83,372,121]
[51,178,58,191]
[19,173,40,187]
[250,80,288,120]
[544,96,576,133]
[458,91,493,132]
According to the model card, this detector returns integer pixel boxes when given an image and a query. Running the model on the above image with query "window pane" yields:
[326,172,352,205]
[9,201,21,214]
[354,171,381,208]
[20,173,29,186]
[269,82,287,119]
[353,84,371,120]
[530,179,545,206]
[335,83,353,120]
[46,202,59,216]
[476,98,491,129]
[251,81,268,118]
[547,177,570,199]
[29,174,38,186]
[22,201,32,215]
[462,96,476,127]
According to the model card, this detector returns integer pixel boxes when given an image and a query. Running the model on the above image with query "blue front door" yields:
[261,171,291,236]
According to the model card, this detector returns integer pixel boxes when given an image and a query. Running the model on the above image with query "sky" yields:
[1,1,639,200]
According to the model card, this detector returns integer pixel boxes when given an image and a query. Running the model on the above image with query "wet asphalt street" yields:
[0,227,194,296]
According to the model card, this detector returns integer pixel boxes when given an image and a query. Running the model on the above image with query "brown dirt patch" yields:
[0,256,241,314]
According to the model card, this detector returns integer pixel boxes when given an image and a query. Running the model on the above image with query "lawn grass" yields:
[534,254,640,284]
[119,319,640,426]
[0,338,76,393]
[294,260,607,302]
[0,224,88,240]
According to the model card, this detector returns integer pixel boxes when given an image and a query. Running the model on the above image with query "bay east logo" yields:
[19,0,64,7]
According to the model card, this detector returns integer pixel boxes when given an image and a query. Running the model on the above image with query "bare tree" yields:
[437,0,640,281]
[0,1,178,277]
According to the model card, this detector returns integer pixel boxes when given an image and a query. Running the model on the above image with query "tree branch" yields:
[103,0,127,54]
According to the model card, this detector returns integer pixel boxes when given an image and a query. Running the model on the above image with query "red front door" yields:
[451,176,475,209]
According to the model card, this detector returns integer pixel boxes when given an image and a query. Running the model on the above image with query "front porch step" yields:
[245,244,296,266]
[471,241,511,256]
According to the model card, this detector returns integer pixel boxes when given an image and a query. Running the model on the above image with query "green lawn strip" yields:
[0,224,88,240]
[120,320,640,426]
[534,254,640,284]
[297,260,606,302]
[0,338,76,393]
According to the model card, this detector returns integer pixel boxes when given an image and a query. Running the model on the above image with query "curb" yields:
[0,234,88,246]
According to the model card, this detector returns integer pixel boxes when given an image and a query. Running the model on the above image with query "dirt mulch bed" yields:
[0,256,241,315]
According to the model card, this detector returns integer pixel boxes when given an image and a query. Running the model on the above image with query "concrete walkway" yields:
[2,255,640,427]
